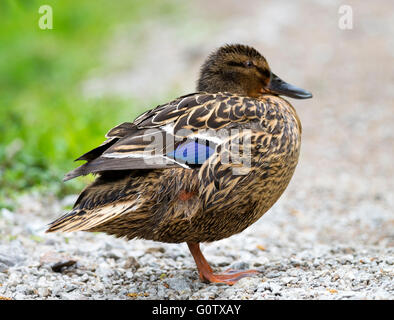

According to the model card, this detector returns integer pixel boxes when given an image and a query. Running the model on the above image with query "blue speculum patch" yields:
[167,141,215,164]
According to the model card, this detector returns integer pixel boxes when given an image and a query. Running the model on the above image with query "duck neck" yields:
[197,72,249,96]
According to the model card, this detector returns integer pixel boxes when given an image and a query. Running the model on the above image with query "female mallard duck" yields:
[47,44,312,284]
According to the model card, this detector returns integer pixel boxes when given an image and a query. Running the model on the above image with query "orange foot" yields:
[200,269,260,285]
[187,242,260,285]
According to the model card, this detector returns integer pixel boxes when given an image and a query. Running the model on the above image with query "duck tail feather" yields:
[46,202,133,233]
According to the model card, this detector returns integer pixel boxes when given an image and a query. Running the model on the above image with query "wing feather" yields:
[64,92,265,181]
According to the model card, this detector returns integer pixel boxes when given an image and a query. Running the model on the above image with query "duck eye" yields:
[245,61,254,68]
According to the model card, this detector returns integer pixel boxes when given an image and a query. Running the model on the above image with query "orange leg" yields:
[187,242,259,285]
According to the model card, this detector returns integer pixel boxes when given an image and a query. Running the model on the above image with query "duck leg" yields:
[187,242,259,285]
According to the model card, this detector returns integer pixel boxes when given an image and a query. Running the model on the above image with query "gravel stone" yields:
[165,277,192,293]
[228,261,250,270]
[0,254,17,267]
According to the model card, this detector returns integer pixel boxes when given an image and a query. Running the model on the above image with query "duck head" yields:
[197,44,312,99]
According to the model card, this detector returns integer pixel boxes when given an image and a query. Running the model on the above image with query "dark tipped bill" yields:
[267,73,312,99]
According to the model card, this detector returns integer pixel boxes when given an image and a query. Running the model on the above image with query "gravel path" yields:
[0,180,392,300]
[1,1,393,300]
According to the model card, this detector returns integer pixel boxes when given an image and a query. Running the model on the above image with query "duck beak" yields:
[267,73,312,99]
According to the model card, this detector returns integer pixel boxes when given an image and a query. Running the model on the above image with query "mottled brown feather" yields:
[49,93,302,243]
[48,44,310,249]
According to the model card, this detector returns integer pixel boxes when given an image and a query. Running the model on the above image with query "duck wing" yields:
[63,92,264,181]
[48,93,269,234]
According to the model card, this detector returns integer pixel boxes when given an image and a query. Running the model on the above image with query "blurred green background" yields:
[0,0,185,205]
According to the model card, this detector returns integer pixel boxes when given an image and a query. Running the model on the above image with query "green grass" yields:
[0,0,182,205]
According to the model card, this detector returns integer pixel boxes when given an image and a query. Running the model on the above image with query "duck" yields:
[47,44,312,285]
